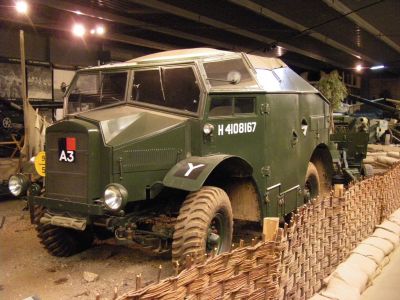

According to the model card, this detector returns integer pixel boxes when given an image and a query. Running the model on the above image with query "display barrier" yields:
[116,164,400,300]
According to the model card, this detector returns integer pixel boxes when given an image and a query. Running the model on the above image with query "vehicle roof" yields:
[83,48,319,94]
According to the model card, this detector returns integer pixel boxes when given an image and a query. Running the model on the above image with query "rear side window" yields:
[235,97,255,114]
[209,97,255,117]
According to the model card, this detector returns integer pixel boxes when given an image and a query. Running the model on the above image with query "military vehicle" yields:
[9,48,366,262]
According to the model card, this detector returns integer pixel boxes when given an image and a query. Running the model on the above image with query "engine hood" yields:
[76,105,189,147]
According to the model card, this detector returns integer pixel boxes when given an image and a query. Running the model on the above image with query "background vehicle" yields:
[16,48,366,263]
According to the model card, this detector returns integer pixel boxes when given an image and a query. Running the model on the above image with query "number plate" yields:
[58,137,76,163]
[217,122,257,136]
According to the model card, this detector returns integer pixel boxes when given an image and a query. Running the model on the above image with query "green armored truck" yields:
[9,48,366,261]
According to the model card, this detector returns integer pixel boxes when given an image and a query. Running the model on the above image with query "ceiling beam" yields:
[228,0,377,63]
[322,0,400,54]
[33,0,331,70]
[33,0,238,50]
[0,14,175,51]
[128,0,347,68]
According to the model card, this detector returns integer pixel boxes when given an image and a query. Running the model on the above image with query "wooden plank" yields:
[334,184,344,198]
[263,217,279,242]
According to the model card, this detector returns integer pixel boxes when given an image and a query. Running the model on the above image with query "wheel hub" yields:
[206,213,224,253]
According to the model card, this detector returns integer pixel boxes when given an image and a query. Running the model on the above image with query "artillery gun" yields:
[9,48,368,262]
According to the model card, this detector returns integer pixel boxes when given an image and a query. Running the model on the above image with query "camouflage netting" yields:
[20,101,50,160]
[117,165,400,300]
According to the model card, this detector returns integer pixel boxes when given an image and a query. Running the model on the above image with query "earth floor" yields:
[0,198,174,300]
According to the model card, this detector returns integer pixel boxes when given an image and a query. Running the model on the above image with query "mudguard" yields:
[163,154,251,192]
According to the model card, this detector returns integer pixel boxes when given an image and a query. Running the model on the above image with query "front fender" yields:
[163,155,251,192]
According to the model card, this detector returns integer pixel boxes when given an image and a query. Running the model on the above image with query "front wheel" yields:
[172,187,233,264]
[34,206,94,257]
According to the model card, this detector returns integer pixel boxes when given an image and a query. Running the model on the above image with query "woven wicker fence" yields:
[117,164,400,300]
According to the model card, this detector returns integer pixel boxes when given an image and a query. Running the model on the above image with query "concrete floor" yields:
[361,246,400,300]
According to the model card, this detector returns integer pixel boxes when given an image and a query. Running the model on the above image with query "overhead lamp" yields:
[276,46,283,57]
[15,1,28,14]
[370,65,385,70]
[355,64,363,72]
[95,25,105,35]
[72,23,86,37]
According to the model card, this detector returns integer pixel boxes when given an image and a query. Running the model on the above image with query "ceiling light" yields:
[75,10,83,15]
[72,24,86,37]
[90,29,95,35]
[276,46,283,57]
[355,64,363,72]
[95,25,105,35]
[15,1,28,14]
[370,65,385,70]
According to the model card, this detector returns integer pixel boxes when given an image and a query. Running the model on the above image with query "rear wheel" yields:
[304,162,320,203]
[33,206,94,257]
[172,187,233,264]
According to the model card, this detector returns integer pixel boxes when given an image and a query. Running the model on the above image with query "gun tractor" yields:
[9,48,367,262]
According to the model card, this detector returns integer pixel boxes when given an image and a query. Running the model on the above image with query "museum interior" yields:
[0,1,400,300]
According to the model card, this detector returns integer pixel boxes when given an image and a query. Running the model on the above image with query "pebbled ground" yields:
[0,198,173,300]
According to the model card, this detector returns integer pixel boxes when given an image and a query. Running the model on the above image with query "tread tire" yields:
[305,162,320,202]
[33,206,94,257]
[172,186,233,263]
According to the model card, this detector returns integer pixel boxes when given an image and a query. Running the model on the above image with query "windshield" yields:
[132,66,200,113]
[67,71,127,113]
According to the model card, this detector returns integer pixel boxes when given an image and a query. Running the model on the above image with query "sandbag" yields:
[389,209,400,224]
[390,209,400,219]
[331,262,369,293]
[351,244,385,265]
[361,236,394,255]
[372,228,400,247]
[376,220,400,235]
[322,276,360,300]
[389,216,400,226]
[387,152,400,158]
[376,156,399,165]
[346,253,377,276]
[308,294,333,300]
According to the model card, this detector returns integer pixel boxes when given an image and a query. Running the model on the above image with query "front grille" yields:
[45,132,88,203]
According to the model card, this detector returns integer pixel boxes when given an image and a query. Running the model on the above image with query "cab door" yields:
[202,94,263,164]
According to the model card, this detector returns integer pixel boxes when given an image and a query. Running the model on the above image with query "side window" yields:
[209,97,255,117]
[235,97,255,114]
[209,98,233,116]
[132,66,200,113]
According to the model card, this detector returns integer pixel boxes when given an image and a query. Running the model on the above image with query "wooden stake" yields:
[334,184,344,197]
[136,274,142,290]
[239,239,244,247]
[112,287,118,300]
[263,217,279,242]
[173,260,180,276]
[157,265,162,283]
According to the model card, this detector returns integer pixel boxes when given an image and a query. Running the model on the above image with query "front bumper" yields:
[30,195,105,216]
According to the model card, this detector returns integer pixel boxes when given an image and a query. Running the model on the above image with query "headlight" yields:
[104,184,128,211]
[8,174,30,197]
[203,123,214,135]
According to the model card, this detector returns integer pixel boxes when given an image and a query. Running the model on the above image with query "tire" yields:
[33,206,94,257]
[362,163,374,177]
[172,187,233,264]
[304,162,320,203]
